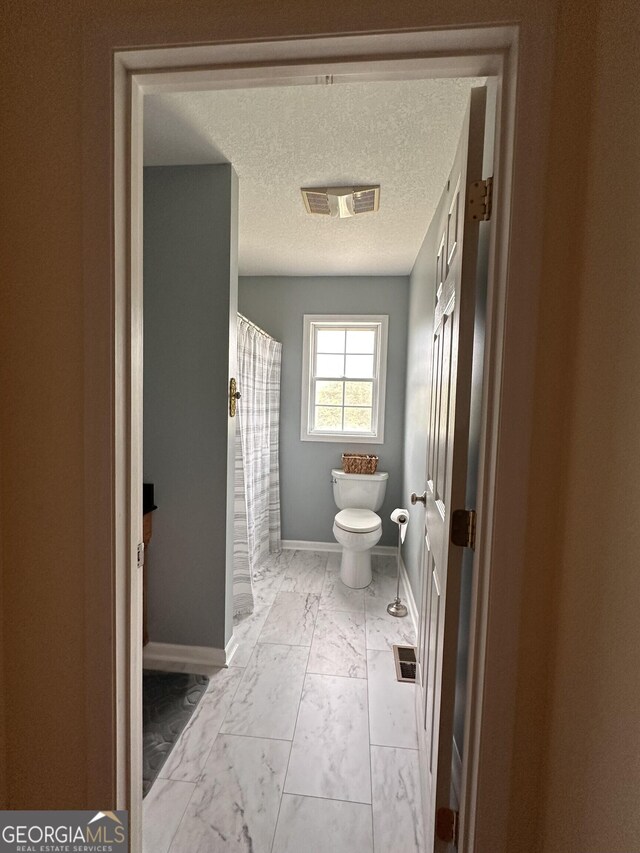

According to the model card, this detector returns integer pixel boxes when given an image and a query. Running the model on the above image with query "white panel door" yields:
[415,86,487,852]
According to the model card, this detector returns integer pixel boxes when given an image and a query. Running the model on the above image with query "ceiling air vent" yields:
[301,185,380,218]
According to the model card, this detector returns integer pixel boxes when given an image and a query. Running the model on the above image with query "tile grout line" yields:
[274,790,377,808]
[191,667,247,784]
[369,557,381,853]
[213,598,280,739]
[369,742,420,753]
[306,591,322,676]
[271,791,375,807]
[150,551,410,853]
[280,668,377,806]
[228,552,292,853]
[147,555,284,852]
[308,601,367,680]
[162,570,279,851]
[159,665,247,787]
[370,554,396,853]
[215,730,293,744]
[365,640,376,853]
[305,670,367,680]
[269,645,311,853]
[164,779,200,853]
[232,594,277,664]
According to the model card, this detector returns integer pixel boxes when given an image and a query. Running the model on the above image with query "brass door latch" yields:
[229,377,241,417]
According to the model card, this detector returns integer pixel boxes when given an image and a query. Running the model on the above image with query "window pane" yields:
[346,329,375,354]
[344,381,372,406]
[316,353,344,377]
[315,380,344,406]
[314,406,343,431]
[344,407,373,432]
[316,328,345,353]
[345,354,374,378]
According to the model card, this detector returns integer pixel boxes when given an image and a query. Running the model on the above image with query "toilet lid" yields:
[335,508,381,533]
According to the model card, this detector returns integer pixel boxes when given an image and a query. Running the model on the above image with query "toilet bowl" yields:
[331,469,389,589]
[333,509,382,588]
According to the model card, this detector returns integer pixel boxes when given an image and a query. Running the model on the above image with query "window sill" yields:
[301,431,384,444]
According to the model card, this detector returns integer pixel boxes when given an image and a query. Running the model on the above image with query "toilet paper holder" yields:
[388,508,409,618]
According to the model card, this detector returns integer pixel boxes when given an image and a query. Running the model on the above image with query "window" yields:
[301,314,388,443]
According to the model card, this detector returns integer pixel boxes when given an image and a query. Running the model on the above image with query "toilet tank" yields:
[331,469,389,511]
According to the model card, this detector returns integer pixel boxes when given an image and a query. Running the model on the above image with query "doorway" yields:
[139,68,495,853]
[105,28,532,853]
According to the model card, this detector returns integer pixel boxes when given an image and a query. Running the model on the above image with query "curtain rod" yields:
[237,312,274,340]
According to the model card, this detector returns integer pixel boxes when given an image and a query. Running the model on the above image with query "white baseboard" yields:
[143,635,237,674]
[282,539,341,552]
[281,539,396,556]
[224,634,239,667]
[399,556,419,635]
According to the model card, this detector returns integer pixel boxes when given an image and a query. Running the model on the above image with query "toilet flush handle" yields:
[411,492,427,506]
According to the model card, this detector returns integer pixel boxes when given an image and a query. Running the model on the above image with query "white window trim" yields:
[300,314,388,444]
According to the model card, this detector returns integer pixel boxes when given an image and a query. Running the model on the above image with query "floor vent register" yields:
[393,644,417,683]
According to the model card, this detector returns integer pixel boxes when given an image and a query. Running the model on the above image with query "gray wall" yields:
[239,276,409,546]
[144,164,238,650]
[401,229,437,600]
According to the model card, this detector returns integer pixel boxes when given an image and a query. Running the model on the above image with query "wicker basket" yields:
[342,453,379,475]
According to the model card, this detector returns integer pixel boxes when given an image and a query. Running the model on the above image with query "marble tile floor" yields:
[143,549,424,853]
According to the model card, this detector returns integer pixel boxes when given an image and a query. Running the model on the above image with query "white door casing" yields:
[416,86,488,851]
[102,27,548,850]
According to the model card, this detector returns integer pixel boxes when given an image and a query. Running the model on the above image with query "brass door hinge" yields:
[467,176,493,221]
[451,509,476,550]
[436,806,459,845]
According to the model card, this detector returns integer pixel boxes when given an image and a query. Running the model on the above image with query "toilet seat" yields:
[334,508,381,534]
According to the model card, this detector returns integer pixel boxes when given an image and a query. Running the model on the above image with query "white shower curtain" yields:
[233,315,282,615]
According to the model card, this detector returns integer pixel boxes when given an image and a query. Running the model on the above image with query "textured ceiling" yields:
[144,78,483,276]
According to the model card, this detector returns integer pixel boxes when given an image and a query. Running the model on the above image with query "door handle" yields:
[411,492,427,505]
[229,378,241,417]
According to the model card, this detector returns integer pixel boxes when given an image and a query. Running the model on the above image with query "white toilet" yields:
[331,468,389,588]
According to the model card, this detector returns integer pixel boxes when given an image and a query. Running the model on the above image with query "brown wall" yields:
[1,0,87,806]
[1,0,639,849]
[507,0,598,844]
[539,0,640,849]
